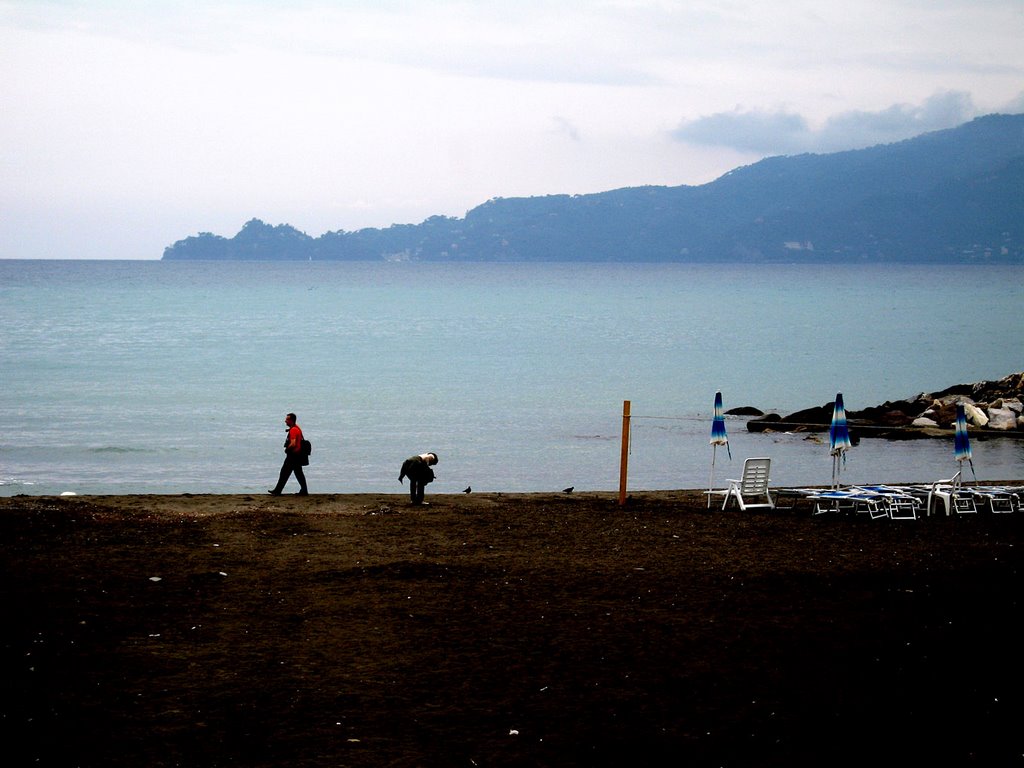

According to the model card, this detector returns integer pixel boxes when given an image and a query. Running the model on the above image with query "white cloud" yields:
[1002,91,1024,114]
[673,91,989,155]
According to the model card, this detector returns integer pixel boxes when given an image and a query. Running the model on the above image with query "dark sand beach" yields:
[3,489,1024,767]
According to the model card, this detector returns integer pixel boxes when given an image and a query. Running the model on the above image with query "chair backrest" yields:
[931,469,963,493]
[950,468,963,492]
[740,457,771,494]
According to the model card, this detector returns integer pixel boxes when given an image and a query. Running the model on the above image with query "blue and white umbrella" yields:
[954,402,977,483]
[829,393,851,489]
[708,391,731,506]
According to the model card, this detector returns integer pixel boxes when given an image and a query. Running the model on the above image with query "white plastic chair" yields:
[927,470,977,516]
[713,457,774,511]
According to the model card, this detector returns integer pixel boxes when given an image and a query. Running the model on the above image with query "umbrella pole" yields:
[708,445,717,508]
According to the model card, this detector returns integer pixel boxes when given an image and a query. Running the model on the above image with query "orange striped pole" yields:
[618,400,630,506]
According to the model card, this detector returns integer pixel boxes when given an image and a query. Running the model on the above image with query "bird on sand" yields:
[463,486,472,493]
[562,486,574,494]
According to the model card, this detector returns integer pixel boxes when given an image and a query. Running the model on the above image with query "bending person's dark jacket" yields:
[399,454,436,485]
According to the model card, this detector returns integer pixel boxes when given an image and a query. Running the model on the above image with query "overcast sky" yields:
[2,0,1022,259]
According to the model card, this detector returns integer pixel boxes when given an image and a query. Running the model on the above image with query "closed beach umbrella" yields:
[707,391,732,507]
[829,393,851,489]
[954,402,977,482]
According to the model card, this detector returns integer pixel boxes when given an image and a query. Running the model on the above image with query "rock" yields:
[987,408,1018,431]
[726,406,763,416]
[780,404,834,424]
[745,412,782,432]
[931,382,975,399]
[878,410,913,427]
[932,394,972,408]
[969,372,1024,403]
[746,371,1024,437]
[963,402,989,427]
[850,400,920,423]
[928,401,958,428]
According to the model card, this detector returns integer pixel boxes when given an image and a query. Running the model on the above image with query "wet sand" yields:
[3,489,1023,766]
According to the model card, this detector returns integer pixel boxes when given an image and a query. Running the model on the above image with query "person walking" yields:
[269,413,308,496]
[399,452,438,505]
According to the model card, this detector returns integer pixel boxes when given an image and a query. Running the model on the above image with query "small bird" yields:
[562,486,574,494]
[463,486,472,493]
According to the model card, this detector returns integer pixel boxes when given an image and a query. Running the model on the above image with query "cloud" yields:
[671,110,812,155]
[673,91,984,155]
[1002,91,1024,114]
[551,116,582,142]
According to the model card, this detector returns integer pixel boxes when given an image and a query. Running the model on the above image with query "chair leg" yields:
[928,492,950,517]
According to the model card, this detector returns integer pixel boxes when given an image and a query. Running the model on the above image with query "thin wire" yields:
[630,414,697,421]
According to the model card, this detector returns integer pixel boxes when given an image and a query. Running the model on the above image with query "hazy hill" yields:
[163,113,1024,263]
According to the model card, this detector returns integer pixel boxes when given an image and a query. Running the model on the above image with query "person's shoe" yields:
[268,489,281,496]
[296,490,309,496]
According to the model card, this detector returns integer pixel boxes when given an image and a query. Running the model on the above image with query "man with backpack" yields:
[269,412,309,496]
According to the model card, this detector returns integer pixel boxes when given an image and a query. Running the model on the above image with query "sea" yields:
[1,259,1022,497]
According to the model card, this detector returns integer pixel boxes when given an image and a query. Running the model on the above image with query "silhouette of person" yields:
[269,413,308,495]
[399,452,438,505]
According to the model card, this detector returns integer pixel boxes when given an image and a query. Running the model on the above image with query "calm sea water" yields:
[1,259,1022,496]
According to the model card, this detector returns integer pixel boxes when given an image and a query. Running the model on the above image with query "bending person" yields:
[399,452,438,505]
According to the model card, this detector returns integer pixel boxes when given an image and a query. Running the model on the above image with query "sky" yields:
[1,0,1022,260]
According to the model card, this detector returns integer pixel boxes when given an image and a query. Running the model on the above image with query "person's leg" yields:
[294,461,308,494]
[410,479,421,504]
[270,458,292,495]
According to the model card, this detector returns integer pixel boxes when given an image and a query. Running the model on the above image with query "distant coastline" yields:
[163,114,1024,264]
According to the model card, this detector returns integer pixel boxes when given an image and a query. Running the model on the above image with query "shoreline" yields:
[5,483,1022,517]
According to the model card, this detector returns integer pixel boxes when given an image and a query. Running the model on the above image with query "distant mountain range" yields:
[163,113,1024,263]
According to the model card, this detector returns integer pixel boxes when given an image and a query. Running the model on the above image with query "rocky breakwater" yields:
[746,372,1024,441]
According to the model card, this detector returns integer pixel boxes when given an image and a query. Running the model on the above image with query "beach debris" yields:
[509,729,519,736]
[60,491,77,496]
[149,576,162,582]
[562,486,574,494]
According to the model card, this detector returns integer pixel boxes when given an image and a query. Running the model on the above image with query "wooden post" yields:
[618,400,630,506]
